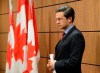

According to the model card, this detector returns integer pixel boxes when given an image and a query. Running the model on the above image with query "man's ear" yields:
[68,17,72,22]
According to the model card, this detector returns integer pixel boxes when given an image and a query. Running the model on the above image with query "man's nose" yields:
[56,20,59,24]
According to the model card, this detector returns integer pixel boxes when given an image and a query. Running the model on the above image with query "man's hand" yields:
[47,60,56,71]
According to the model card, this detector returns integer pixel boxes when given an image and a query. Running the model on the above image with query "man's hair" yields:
[56,6,75,22]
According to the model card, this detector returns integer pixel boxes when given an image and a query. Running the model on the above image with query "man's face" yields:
[56,12,70,30]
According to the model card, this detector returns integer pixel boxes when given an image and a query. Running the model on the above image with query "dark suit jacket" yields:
[54,26,85,73]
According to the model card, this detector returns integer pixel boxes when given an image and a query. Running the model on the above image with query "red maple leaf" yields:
[27,41,35,72]
[6,42,14,69]
[14,24,27,63]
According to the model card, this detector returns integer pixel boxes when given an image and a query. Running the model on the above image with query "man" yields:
[47,6,85,73]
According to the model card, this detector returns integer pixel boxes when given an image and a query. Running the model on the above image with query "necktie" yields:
[61,32,65,40]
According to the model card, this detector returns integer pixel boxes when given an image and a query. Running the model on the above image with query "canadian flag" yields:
[6,0,40,73]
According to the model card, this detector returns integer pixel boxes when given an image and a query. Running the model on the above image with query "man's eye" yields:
[58,18,62,20]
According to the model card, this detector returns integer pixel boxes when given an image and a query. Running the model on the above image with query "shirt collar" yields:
[64,24,74,34]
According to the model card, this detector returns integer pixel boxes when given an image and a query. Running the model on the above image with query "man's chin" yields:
[58,27,62,29]
[58,27,64,30]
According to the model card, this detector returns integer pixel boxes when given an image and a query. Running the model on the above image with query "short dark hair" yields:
[56,6,75,22]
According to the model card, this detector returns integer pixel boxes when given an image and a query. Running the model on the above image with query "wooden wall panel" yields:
[82,64,100,73]
[36,8,50,32]
[0,52,6,70]
[38,33,49,57]
[34,0,43,8]
[0,13,17,33]
[0,70,5,73]
[35,9,43,32]
[0,0,9,14]
[34,0,80,8]
[35,0,100,32]
[0,0,17,14]
[0,34,8,51]
[0,14,9,32]
[73,0,100,31]
[82,32,100,65]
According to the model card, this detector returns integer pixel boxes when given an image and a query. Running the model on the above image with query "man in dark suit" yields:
[47,6,85,73]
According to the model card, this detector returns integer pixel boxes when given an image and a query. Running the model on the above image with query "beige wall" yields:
[0,0,100,73]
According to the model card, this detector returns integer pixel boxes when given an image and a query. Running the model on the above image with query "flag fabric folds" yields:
[6,0,40,73]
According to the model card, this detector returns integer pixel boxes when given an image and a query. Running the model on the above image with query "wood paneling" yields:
[38,33,50,57]
[82,32,100,65]
[36,0,100,32]
[35,9,43,32]
[0,70,5,73]
[0,13,17,32]
[34,0,43,8]
[0,0,9,14]
[82,64,100,73]
[35,8,50,32]
[34,0,80,8]
[0,0,17,14]
[71,0,100,31]
[0,52,6,70]
[0,34,8,51]
[0,14,9,32]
